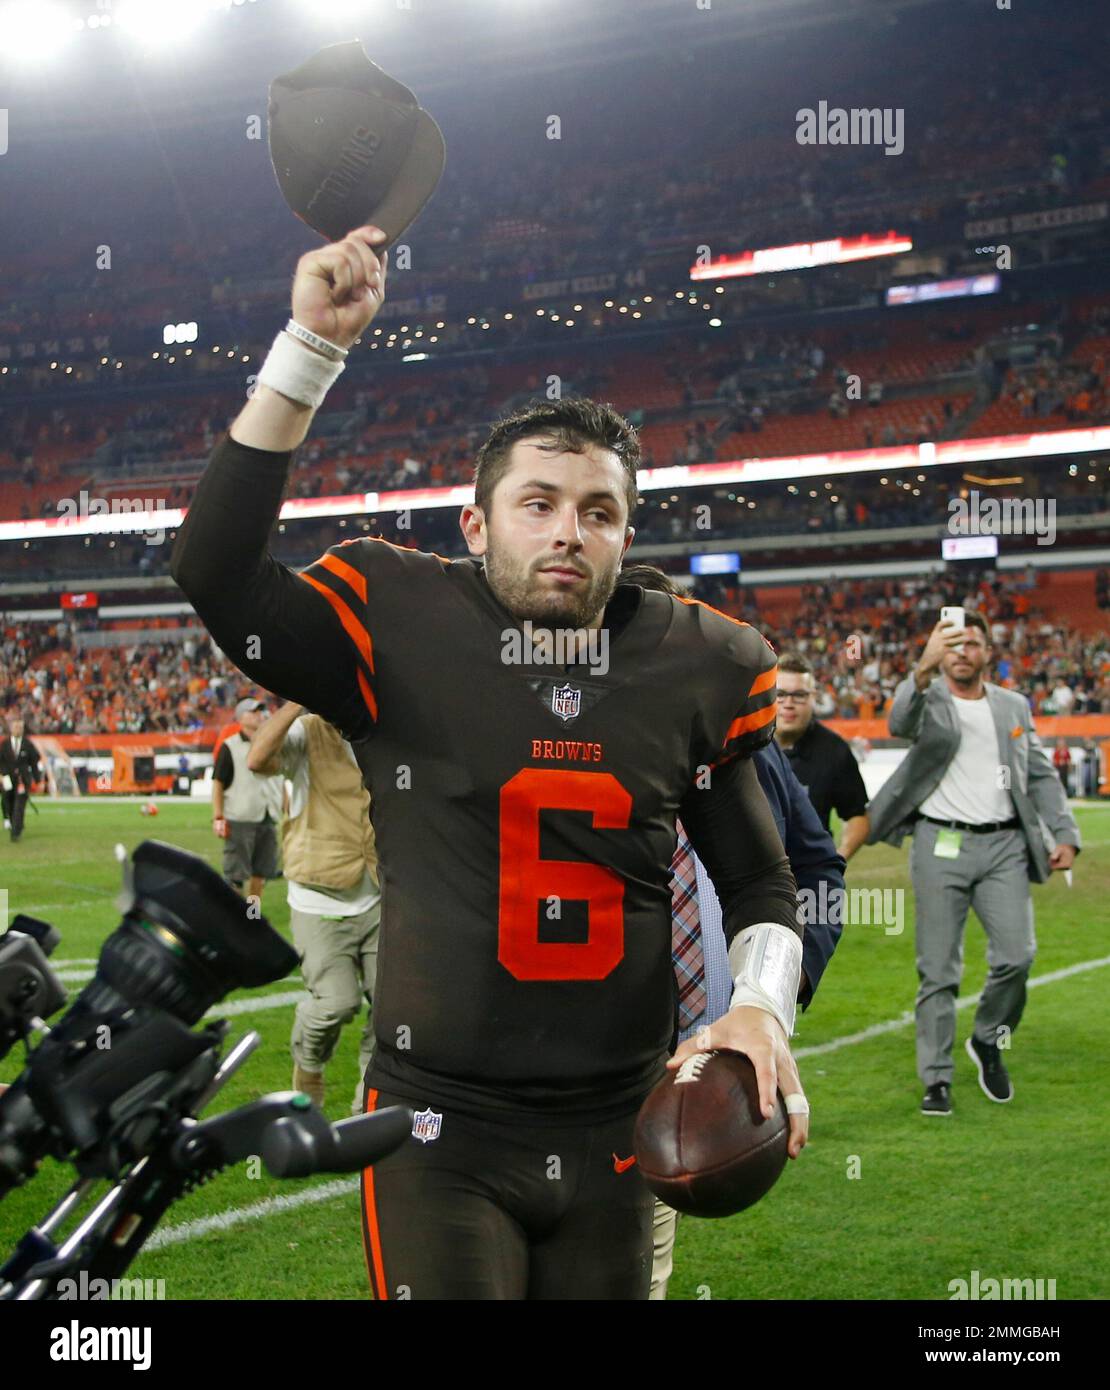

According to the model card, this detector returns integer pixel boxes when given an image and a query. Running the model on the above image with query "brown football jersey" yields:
[172,435,793,1124]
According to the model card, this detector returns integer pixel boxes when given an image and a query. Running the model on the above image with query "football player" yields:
[171,225,809,1299]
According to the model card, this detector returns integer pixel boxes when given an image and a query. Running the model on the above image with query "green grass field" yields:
[1,799,1107,1301]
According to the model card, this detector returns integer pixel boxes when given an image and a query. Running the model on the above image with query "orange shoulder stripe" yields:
[298,570,376,676]
[673,592,753,632]
[748,664,778,698]
[314,550,368,603]
[357,667,379,724]
[722,701,778,744]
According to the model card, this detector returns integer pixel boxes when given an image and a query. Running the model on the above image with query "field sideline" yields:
[1,800,1107,1301]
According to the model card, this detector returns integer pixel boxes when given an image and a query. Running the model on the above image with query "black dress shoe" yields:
[921,1082,952,1116]
[965,1035,1013,1102]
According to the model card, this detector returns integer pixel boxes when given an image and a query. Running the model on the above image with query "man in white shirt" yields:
[248,700,380,1115]
[1049,680,1075,716]
[212,698,284,900]
[866,612,1080,1116]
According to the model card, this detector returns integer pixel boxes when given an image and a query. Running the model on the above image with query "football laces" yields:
[674,1051,717,1085]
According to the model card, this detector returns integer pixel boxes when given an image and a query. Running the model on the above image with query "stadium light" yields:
[297,0,368,20]
[162,321,198,344]
[0,2,77,62]
[115,0,211,49]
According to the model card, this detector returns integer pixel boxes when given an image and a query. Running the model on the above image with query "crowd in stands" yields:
[1,2,1108,745]
[1,441,1107,591]
[0,617,239,734]
[3,565,1108,737]
[697,568,1110,721]
[2,0,1104,364]
[4,291,1110,540]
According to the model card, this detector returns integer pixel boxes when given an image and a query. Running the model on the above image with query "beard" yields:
[947,657,984,687]
[483,539,620,629]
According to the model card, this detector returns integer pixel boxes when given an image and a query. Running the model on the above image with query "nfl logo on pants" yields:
[412,1107,442,1143]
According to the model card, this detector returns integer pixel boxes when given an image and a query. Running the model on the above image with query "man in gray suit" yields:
[867,611,1080,1116]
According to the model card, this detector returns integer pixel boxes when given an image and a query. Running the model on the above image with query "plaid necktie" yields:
[670,821,707,1031]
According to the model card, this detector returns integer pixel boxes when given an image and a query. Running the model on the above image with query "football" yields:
[634,1050,790,1218]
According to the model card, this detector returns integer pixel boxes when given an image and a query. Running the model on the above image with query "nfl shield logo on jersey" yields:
[551,683,582,722]
[411,1107,442,1143]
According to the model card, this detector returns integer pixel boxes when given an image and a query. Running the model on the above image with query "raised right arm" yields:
[170,432,367,734]
[170,225,391,740]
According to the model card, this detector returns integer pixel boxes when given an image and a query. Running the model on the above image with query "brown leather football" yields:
[634,1049,789,1217]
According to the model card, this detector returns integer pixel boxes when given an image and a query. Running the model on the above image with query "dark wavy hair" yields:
[473,396,641,521]
[617,563,678,595]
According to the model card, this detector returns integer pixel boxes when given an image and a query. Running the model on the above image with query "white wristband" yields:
[256,330,345,408]
[727,921,803,1037]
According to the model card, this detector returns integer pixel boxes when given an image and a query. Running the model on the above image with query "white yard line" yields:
[794,953,1110,1058]
[143,1178,357,1251]
[47,974,306,1004]
[206,989,307,1018]
[145,951,1110,1252]
[19,901,112,913]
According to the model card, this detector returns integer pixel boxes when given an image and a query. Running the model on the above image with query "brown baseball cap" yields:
[268,40,446,248]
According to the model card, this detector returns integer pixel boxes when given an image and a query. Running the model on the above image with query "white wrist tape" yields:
[256,330,345,408]
[728,922,803,1037]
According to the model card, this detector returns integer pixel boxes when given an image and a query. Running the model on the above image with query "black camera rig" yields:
[0,839,411,1300]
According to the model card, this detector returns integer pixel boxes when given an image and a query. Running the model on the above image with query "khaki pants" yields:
[650,1199,680,1299]
[290,901,380,1115]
